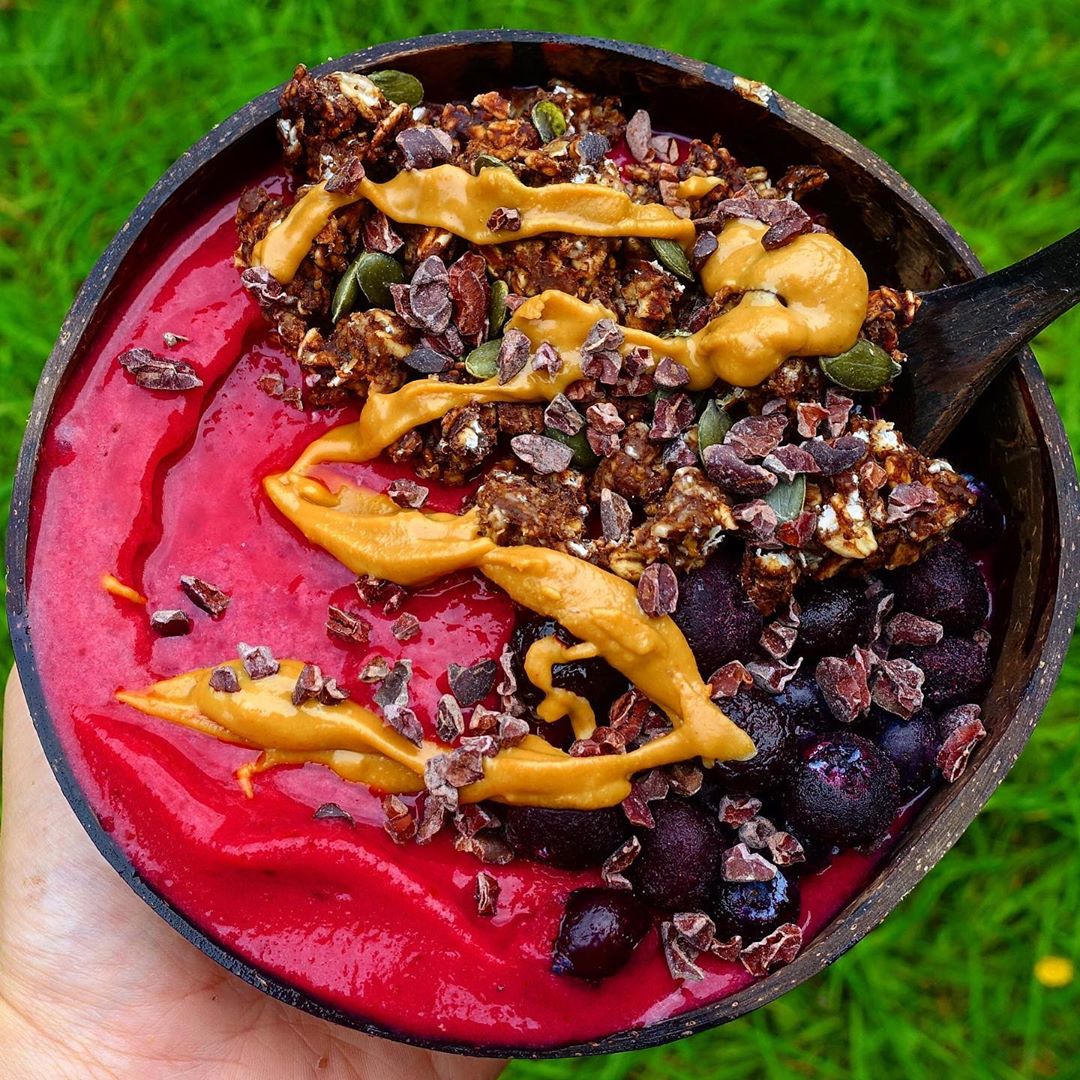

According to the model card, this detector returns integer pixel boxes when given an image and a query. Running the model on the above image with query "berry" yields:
[509,616,628,715]
[897,636,991,710]
[505,806,630,870]
[712,689,798,795]
[628,799,724,910]
[710,871,800,942]
[786,733,901,850]
[891,539,990,635]
[951,476,1006,549]
[794,580,869,660]
[774,672,833,734]
[552,887,651,980]
[871,707,942,792]
[672,550,763,678]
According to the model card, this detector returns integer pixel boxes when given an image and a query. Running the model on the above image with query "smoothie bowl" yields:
[8,31,1079,1058]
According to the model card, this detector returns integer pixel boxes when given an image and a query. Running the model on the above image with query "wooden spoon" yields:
[901,226,1080,453]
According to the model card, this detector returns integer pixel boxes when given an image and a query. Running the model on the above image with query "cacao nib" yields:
[179,575,231,618]
[208,666,240,693]
[497,329,532,384]
[404,345,451,374]
[722,842,777,882]
[395,125,454,169]
[324,156,365,194]
[327,605,371,645]
[543,393,583,435]
[702,444,778,497]
[937,704,986,782]
[314,802,355,825]
[382,795,417,844]
[815,646,875,723]
[599,487,633,542]
[740,922,802,976]
[387,478,430,509]
[475,870,501,916]
[435,693,465,743]
[532,341,563,376]
[237,642,279,680]
[801,436,868,476]
[510,433,574,474]
[292,662,324,706]
[363,210,404,254]
[625,109,653,162]
[118,347,203,391]
[447,659,499,707]
[150,609,191,637]
[637,562,679,617]
[725,414,788,460]
[487,206,522,232]
[717,794,763,827]
[601,835,641,890]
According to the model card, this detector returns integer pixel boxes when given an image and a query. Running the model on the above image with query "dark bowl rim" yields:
[6,28,1080,1061]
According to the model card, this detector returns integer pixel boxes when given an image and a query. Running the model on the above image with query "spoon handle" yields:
[904,226,1080,452]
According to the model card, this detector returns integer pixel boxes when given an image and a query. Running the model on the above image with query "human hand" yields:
[0,671,507,1080]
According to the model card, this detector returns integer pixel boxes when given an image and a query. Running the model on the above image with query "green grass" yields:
[2,1,1079,1077]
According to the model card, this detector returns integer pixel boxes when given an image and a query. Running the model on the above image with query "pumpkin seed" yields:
[330,259,363,324]
[764,474,807,522]
[355,251,406,309]
[473,153,510,174]
[697,399,733,457]
[488,279,510,332]
[531,100,567,143]
[465,339,502,380]
[649,237,694,282]
[367,69,424,107]
[819,339,895,392]
[547,427,598,469]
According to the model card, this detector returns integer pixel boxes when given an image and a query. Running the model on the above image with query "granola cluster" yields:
[234,64,972,613]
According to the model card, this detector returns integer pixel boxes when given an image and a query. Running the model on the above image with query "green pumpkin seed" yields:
[330,259,363,324]
[355,251,406,309]
[659,328,693,339]
[531,100,567,143]
[465,339,502,380]
[819,339,895,392]
[547,427,598,469]
[764,474,807,523]
[367,69,424,107]
[697,399,733,457]
[488,279,510,333]
[649,237,694,282]
[473,153,510,174]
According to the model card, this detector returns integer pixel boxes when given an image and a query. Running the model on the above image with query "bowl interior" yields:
[9,32,1078,1058]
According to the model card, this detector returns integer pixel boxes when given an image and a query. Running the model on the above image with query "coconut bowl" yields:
[7,29,1080,1059]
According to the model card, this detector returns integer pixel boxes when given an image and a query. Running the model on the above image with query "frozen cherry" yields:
[786,733,901,850]
[510,616,628,715]
[505,805,631,870]
[951,476,1006,549]
[628,798,724,910]
[710,870,800,942]
[891,539,990,635]
[672,550,763,678]
[897,636,991,710]
[552,887,651,980]
[871,708,942,793]
[775,672,833,734]
[711,689,798,795]
[794,580,870,660]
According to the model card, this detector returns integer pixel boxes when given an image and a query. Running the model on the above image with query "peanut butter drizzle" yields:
[524,636,598,740]
[251,165,697,285]
[119,545,755,808]
[101,573,146,605]
[292,223,867,468]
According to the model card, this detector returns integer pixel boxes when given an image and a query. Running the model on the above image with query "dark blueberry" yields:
[711,689,798,795]
[552,887,651,980]
[710,870,800,942]
[794,580,870,660]
[628,798,724,910]
[672,550,763,678]
[870,708,942,793]
[891,539,990,635]
[897,636,991,710]
[775,672,833,734]
[505,805,631,870]
[510,616,628,716]
[786,733,901,850]
[951,476,1006,550]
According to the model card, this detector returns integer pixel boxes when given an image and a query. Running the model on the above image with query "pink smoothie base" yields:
[27,167,908,1050]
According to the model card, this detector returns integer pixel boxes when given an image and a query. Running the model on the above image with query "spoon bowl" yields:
[7,30,1079,1058]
